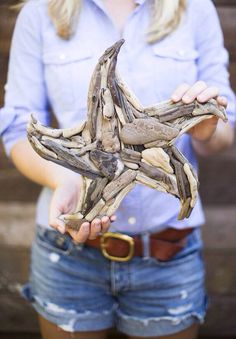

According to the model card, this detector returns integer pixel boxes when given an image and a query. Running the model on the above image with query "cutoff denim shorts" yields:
[22,225,207,337]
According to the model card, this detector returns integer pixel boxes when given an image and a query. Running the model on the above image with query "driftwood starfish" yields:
[27,39,227,230]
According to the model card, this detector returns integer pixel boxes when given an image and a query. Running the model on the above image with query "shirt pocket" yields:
[43,48,94,115]
[152,45,199,99]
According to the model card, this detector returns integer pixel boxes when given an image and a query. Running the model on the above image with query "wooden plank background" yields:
[0,0,236,337]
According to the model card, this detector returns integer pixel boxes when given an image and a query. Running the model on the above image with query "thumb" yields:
[49,198,66,234]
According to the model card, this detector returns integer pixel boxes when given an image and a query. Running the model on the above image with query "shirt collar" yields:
[135,0,146,5]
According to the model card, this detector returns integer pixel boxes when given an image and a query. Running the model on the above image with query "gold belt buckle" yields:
[100,232,134,262]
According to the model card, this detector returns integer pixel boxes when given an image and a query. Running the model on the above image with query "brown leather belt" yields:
[86,228,193,262]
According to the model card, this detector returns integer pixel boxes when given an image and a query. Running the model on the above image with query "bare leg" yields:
[128,323,199,339]
[39,315,109,339]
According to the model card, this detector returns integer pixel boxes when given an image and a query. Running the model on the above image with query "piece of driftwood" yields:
[27,39,227,230]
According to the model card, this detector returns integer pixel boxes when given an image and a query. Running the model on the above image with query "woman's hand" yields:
[171,81,227,141]
[49,174,116,243]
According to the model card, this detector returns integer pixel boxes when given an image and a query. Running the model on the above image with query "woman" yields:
[0,0,235,338]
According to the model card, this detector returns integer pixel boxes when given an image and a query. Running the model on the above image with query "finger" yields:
[49,207,66,234]
[68,222,90,243]
[188,116,218,141]
[101,216,110,233]
[182,81,207,104]
[50,218,66,234]
[89,218,102,239]
[171,83,190,102]
[217,96,228,108]
[110,215,117,222]
[197,86,219,103]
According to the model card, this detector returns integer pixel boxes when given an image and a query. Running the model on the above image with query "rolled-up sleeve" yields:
[0,2,49,156]
[191,0,236,126]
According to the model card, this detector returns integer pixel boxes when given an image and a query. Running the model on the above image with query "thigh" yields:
[39,316,109,339]
[128,323,199,339]
[22,226,116,333]
[116,229,207,338]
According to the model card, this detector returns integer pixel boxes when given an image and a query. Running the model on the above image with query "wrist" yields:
[191,120,233,156]
[191,138,212,156]
[50,167,81,190]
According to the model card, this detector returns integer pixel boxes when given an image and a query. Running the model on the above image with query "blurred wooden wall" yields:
[0,0,236,336]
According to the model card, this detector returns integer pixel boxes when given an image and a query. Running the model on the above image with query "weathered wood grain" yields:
[27,40,227,225]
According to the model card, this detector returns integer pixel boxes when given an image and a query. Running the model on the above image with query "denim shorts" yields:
[22,225,207,337]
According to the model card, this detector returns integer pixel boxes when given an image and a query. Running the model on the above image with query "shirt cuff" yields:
[0,107,17,135]
[0,106,49,156]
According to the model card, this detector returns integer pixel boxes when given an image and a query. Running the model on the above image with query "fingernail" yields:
[171,95,178,101]
[58,225,65,233]
[81,223,89,232]
[197,95,205,102]
[183,95,191,102]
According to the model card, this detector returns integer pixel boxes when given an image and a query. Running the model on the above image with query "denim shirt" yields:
[0,0,235,233]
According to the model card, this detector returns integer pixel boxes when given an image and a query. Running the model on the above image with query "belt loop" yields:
[141,232,150,259]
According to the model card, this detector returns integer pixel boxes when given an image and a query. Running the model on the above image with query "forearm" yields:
[10,138,80,189]
[191,120,234,156]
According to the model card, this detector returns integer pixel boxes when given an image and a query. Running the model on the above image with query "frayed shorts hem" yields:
[22,283,206,336]
[22,284,115,332]
[117,311,205,337]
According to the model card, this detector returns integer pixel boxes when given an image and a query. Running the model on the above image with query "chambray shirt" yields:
[0,0,235,233]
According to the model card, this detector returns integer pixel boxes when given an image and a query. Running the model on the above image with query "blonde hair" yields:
[147,0,186,43]
[17,0,186,43]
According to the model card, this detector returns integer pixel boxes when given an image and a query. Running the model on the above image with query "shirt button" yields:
[59,53,66,60]
[178,50,185,57]
[128,217,136,225]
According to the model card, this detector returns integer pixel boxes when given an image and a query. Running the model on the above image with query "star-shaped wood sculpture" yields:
[27,39,227,230]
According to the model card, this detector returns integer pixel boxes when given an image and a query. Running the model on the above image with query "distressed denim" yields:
[22,225,207,337]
